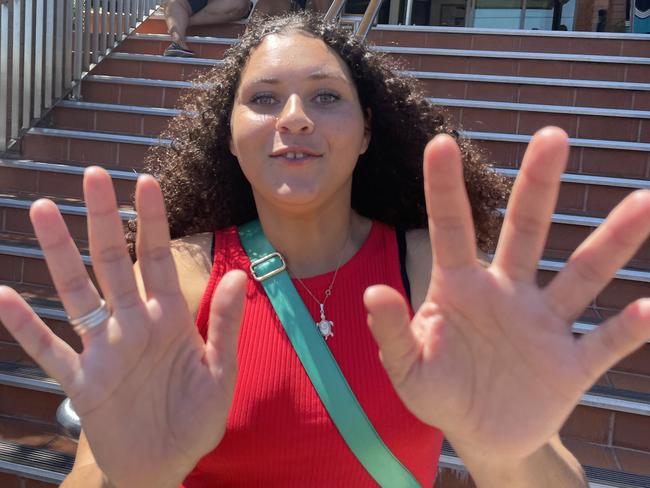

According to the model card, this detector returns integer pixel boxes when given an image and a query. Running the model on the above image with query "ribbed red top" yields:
[182,221,442,487]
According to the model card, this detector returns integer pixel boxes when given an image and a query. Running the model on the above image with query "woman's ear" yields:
[360,107,372,155]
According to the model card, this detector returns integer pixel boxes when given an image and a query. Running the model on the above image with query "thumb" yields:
[364,285,419,388]
[205,269,248,380]
[577,298,650,390]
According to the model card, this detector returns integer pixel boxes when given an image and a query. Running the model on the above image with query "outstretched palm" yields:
[364,127,650,464]
[0,169,247,488]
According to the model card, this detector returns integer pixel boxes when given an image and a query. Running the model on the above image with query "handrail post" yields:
[10,0,21,140]
[405,0,414,25]
[34,0,45,118]
[356,0,383,40]
[324,0,346,21]
[44,0,54,108]
[65,0,74,91]
[0,0,8,152]
[72,0,85,100]
[22,0,33,129]
[0,2,162,152]
[54,0,64,99]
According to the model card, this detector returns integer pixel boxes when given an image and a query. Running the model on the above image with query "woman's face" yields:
[229,32,370,212]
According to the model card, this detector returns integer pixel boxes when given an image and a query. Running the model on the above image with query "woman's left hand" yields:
[363,127,650,464]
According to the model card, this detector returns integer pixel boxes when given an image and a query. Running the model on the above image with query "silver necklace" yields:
[292,233,350,341]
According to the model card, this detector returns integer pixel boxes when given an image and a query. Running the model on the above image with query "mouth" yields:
[270,149,322,164]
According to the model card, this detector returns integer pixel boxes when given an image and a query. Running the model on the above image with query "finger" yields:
[84,167,141,311]
[576,298,650,390]
[493,127,569,282]
[424,134,477,270]
[364,285,419,387]
[0,286,80,390]
[29,199,104,325]
[544,189,650,322]
[135,175,182,300]
[205,270,248,381]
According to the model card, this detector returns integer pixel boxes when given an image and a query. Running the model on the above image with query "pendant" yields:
[317,318,334,340]
[316,303,334,340]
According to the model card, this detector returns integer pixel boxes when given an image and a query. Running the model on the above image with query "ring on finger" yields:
[68,300,111,335]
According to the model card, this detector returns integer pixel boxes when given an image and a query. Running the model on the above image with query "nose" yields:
[276,94,314,134]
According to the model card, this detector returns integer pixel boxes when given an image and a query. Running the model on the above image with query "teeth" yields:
[285,152,305,159]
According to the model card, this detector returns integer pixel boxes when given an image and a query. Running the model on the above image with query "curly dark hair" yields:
[126,12,510,260]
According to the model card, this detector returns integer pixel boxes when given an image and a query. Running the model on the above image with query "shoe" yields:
[164,42,196,57]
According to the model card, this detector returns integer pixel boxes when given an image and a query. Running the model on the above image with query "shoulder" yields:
[133,232,214,320]
[170,233,214,319]
[403,229,491,310]
[404,228,432,311]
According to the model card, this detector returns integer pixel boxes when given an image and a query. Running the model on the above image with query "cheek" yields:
[231,109,274,155]
[331,114,367,153]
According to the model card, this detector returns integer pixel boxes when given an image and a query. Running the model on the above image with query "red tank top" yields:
[182,221,443,487]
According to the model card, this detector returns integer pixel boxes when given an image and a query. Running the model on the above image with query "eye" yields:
[314,92,340,104]
[250,93,277,105]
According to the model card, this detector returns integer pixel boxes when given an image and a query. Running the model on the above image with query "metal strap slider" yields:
[249,252,287,282]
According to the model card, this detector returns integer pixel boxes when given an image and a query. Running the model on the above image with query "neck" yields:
[254,194,370,279]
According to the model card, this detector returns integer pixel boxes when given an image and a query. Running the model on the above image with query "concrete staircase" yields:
[0,12,649,487]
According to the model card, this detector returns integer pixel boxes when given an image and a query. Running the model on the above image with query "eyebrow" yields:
[247,71,349,85]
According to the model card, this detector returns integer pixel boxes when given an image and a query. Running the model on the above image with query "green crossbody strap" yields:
[238,219,420,488]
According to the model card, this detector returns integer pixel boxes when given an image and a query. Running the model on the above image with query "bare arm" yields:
[405,229,586,487]
[60,233,213,486]
[455,434,586,487]
[60,432,112,488]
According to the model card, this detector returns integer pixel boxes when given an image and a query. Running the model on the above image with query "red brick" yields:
[613,412,650,451]
[561,405,611,444]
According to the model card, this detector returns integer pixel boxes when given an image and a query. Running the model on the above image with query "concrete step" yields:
[46,101,177,138]
[0,232,94,290]
[19,126,650,180]
[1,186,649,269]
[0,191,134,242]
[1,233,649,378]
[368,26,650,59]
[0,158,138,206]
[20,129,159,169]
[89,48,650,87]
[0,417,74,485]
[135,15,650,58]
[3,158,648,221]
[0,359,648,471]
[437,99,650,144]
[128,30,650,72]
[48,98,650,144]
[80,72,650,113]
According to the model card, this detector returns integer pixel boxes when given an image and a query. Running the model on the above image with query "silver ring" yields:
[68,300,110,335]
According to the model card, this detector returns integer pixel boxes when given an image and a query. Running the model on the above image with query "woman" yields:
[1,13,649,487]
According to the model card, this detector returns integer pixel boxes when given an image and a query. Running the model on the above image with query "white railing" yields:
[0,0,162,152]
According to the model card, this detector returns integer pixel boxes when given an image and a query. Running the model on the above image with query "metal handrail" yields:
[0,0,162,152]
[356,0,383,39]
[324,0,384,41]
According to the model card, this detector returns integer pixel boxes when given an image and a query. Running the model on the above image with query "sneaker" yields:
[164,42,196,57]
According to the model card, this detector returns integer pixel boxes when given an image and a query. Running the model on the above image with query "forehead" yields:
[239,32,354,84]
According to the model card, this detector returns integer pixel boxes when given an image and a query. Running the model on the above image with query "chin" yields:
[274,183,322,206]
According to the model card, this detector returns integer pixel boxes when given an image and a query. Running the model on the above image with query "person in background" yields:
[164,0,253,57]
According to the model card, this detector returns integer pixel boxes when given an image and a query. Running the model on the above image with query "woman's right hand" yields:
[0,167,247,488]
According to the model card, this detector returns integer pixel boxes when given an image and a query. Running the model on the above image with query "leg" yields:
[165,0,193,48]
[188,0,252,25]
